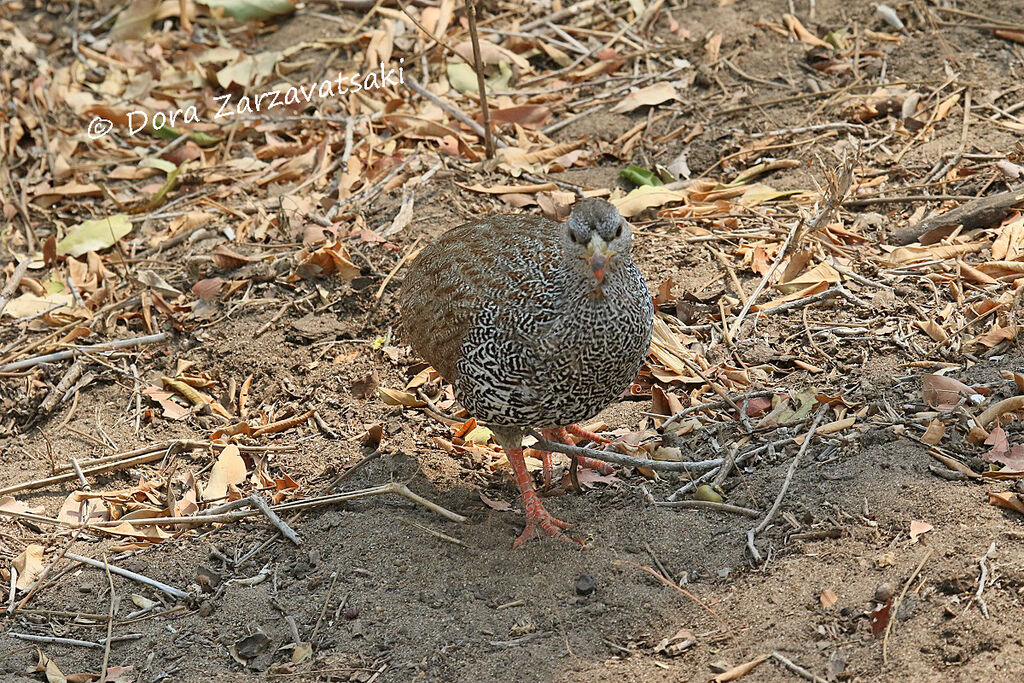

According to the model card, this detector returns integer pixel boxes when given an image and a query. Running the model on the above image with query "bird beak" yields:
[586,234,614,283]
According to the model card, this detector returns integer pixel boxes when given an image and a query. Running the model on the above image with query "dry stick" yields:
[0,445,180,496]
[771,652,827,683]
[63,552,189,600]
[100,556,116,680]
[38,360,85,415]
[0,332,169,372]
[249,494,301,546]
[465,0,495,159]
[728,162,851,340]
[965,541,996,618]
[404,76,509,149]
[746,408,828,565]
[0,258,31,316]
[653,500,761,518]
[882,548,934,665]
[529,430,724,473]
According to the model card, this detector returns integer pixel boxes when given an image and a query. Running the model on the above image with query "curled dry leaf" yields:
[921,374,976,410]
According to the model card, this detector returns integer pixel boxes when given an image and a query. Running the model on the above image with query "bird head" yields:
[565,198,632,289]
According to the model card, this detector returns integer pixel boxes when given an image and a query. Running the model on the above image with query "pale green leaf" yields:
[57,214,132,257]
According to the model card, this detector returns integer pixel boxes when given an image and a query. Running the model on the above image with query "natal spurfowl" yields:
[400,198,653,547]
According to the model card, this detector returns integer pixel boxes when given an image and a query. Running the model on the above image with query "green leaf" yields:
[57,215,132,257]
[141,157,177,174]
[447,62,479,94]
[196,0,296,22]
[620,164,664,187]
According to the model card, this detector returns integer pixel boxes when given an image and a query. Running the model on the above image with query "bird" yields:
[399,197,654,547]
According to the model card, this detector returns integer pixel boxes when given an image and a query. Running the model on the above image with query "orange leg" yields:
[506,446,579,549]
[565,423,610,444]
[557,426,615,475]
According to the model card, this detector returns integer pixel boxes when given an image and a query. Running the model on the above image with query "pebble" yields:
[874,582,894,604]
[575,574,597,596]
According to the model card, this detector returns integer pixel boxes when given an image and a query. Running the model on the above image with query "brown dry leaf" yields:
[378,386,426,407]
[886,242,985,265]
[909,520,933,543]
[776,262,841,294]
[968,324,1018,349]
[932,92,961,123]
[869,600,892,636]
[610,82,681,114]
[992,214,1024,260]
[33,649,68,683]
[914,319,948,342]
[479,492,512,511]
[820,588,838,608]
[13,544,45,590]
[655,627,696,657]
[203,444,247,501]
[211,245,260,270]
[921,374,974,409]
[452,40,531,70]
[921,420,945,445]
[989,491,1024,514]
[783,13,830,48]
[298,241,360,281]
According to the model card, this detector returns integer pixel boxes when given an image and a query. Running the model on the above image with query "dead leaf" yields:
[922,374,975,410]
[909,520,933,543]
[202,444,246,501]
[921,420,945,445]
[989,491,1024,515]
[13,544,45,590]
[820,588,838,608]
[610,82,681,114]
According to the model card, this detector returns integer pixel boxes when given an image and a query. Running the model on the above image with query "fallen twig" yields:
[0,258,31,317]
[529,430,723,473]
[653,499,761,518]
[0,332,169,372]
[771,652,826,683]
[746,408,828,564]
[964,541,996,618]
[249,494,302,545]
[883,548,934,664]
[63,552,190,601]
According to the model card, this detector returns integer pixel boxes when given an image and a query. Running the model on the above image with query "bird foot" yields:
[513,505,580,549]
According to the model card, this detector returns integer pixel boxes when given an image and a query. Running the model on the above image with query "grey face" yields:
[565,198,632,285]
[567,198,626,245]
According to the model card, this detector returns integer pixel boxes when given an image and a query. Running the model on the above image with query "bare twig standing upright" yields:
[465,0,495,159]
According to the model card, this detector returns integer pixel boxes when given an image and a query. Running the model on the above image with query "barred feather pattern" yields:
[400,207,653,430]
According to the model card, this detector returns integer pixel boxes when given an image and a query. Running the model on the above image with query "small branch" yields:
[771,652,827,683]
[965,541,996,618]
[653,499,761,518]
[63,552,190,601]
[249,494,302,545]
[0,258,31,317]
[529,430,723,473]
[0,332,169,372]
[100,556,116,680]
[883,548,934,664]
[746,408,828,564]
[465,0,495,158]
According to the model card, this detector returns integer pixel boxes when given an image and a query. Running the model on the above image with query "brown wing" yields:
[398,214,560,381]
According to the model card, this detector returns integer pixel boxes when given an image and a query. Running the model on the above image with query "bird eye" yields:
[614,223,623,238]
